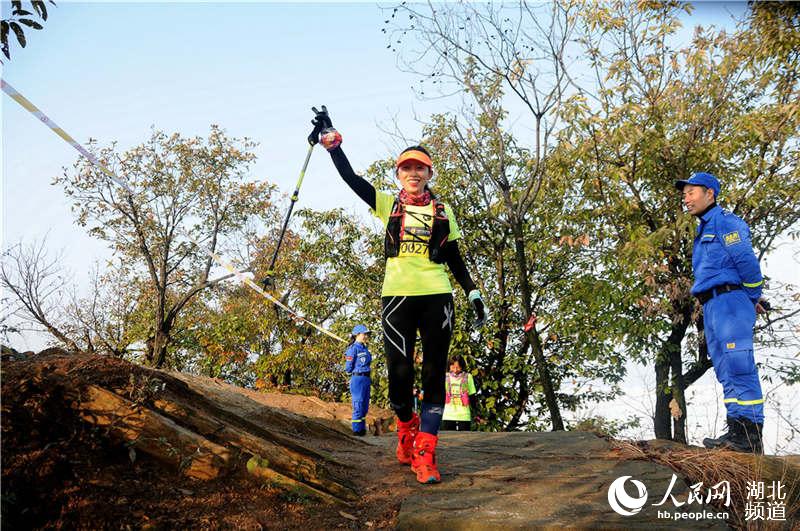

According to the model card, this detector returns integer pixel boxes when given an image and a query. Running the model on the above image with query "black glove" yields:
[468,289,487,329]
[308,105,333,146]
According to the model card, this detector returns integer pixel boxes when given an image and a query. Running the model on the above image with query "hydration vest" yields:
[445,372,470,406]
[384,197,450,263]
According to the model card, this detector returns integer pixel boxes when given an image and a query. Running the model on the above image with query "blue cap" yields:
[675,172,720,197]
[351,324,370,336]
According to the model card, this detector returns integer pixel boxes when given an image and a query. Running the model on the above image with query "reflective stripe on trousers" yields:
[704,290,764,423]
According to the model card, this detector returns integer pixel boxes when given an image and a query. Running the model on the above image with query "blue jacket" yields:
[345,342,372,374]
[691,205,763,302]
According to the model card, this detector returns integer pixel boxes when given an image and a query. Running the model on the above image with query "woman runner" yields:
[441,355,477,432]
[309,106,486,484]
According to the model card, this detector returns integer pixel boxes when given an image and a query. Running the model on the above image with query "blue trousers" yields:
[704,290,764,423]
[350,375,371,434]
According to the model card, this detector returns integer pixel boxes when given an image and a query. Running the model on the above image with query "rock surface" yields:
[374,431,729,530]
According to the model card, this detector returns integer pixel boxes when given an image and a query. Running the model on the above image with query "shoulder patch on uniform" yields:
[723,231,741,246]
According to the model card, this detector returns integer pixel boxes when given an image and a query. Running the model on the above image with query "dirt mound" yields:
[6,349,796,529]
[1,349,403,529]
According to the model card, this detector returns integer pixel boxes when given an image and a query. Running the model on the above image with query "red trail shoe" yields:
[395,413,419,465]
[411,432,440,484]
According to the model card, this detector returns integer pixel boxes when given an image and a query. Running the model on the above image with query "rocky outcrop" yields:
[389,432,798,529]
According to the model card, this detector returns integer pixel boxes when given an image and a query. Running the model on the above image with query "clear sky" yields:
[3,2,439,243]
[2,1,797,451]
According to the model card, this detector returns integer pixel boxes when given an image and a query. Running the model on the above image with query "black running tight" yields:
[382,293,454,422]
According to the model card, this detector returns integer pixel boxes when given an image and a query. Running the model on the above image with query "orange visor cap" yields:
[396,150,432,169]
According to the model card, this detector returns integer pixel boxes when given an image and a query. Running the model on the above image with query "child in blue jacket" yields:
[345,324,372,436]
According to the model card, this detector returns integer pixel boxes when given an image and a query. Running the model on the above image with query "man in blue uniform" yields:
[345,324,373,436]
[676,172,768,453]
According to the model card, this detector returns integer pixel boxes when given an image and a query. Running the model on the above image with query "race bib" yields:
[398,205,433,258]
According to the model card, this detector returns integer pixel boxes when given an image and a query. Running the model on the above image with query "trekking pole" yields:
[261,142,315,288]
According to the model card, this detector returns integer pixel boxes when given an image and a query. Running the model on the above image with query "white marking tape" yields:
[2,79,133,194]
[207,250,346,343]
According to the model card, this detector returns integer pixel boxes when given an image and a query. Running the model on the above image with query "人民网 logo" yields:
[608,476,648,516]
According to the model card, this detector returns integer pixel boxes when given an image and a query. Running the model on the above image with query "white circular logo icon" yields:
[608,476,648,516]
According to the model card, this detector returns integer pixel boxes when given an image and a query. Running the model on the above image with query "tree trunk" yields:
[510,220,563,430]
[506,337,531,430]
[669,347,688,444]
[654,355,672,439]
[150,326,170,369]
[685,314,713,386]
[655,302,693,441]
[46,324,81,353]
[668,332,689,442]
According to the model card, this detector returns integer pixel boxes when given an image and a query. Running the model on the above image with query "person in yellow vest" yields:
[310,106,487,484]
[441,355,477,431]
